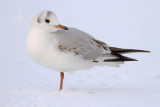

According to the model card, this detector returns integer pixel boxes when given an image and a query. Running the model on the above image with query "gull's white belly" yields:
[26,29,92,72]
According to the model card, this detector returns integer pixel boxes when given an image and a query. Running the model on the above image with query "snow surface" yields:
[0,0,160,107]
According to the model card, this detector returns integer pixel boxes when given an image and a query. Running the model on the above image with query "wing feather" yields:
[54,27,109,60]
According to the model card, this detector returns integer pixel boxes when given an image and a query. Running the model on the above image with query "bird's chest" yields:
[26,30,59,62]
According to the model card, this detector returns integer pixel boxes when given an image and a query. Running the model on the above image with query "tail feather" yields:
[109,47,150,54]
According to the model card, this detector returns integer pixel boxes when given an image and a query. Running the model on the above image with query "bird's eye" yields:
[45,19,50,23]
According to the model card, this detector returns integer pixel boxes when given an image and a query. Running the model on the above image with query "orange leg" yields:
[59,72,64,91]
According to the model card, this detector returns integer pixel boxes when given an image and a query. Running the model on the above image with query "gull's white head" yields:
[31,10,68,32]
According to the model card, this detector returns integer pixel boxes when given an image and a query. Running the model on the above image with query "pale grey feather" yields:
[54,27,110,60]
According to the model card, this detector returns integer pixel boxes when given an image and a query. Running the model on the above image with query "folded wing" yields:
[55,27,150,62]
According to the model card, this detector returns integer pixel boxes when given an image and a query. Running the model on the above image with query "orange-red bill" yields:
[55,24,68,30]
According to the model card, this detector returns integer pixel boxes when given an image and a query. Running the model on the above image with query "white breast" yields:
[26,27,93,72]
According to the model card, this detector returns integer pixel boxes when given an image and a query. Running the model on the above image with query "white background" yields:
[0,0,160,107]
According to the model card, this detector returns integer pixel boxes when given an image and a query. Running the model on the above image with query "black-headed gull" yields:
[26,10,150,91]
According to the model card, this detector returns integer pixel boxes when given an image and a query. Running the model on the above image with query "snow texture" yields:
[0,0,160,107]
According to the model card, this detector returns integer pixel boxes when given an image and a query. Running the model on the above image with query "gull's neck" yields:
[30,25,46,35]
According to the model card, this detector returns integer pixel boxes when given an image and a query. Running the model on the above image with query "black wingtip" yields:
[136,50,150,53]
[109,47,151,54]
[104,51,138,62]
[143,50,151,53]
[104,58,138,62]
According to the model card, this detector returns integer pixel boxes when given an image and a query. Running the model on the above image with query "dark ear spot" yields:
[37,17,41,23]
